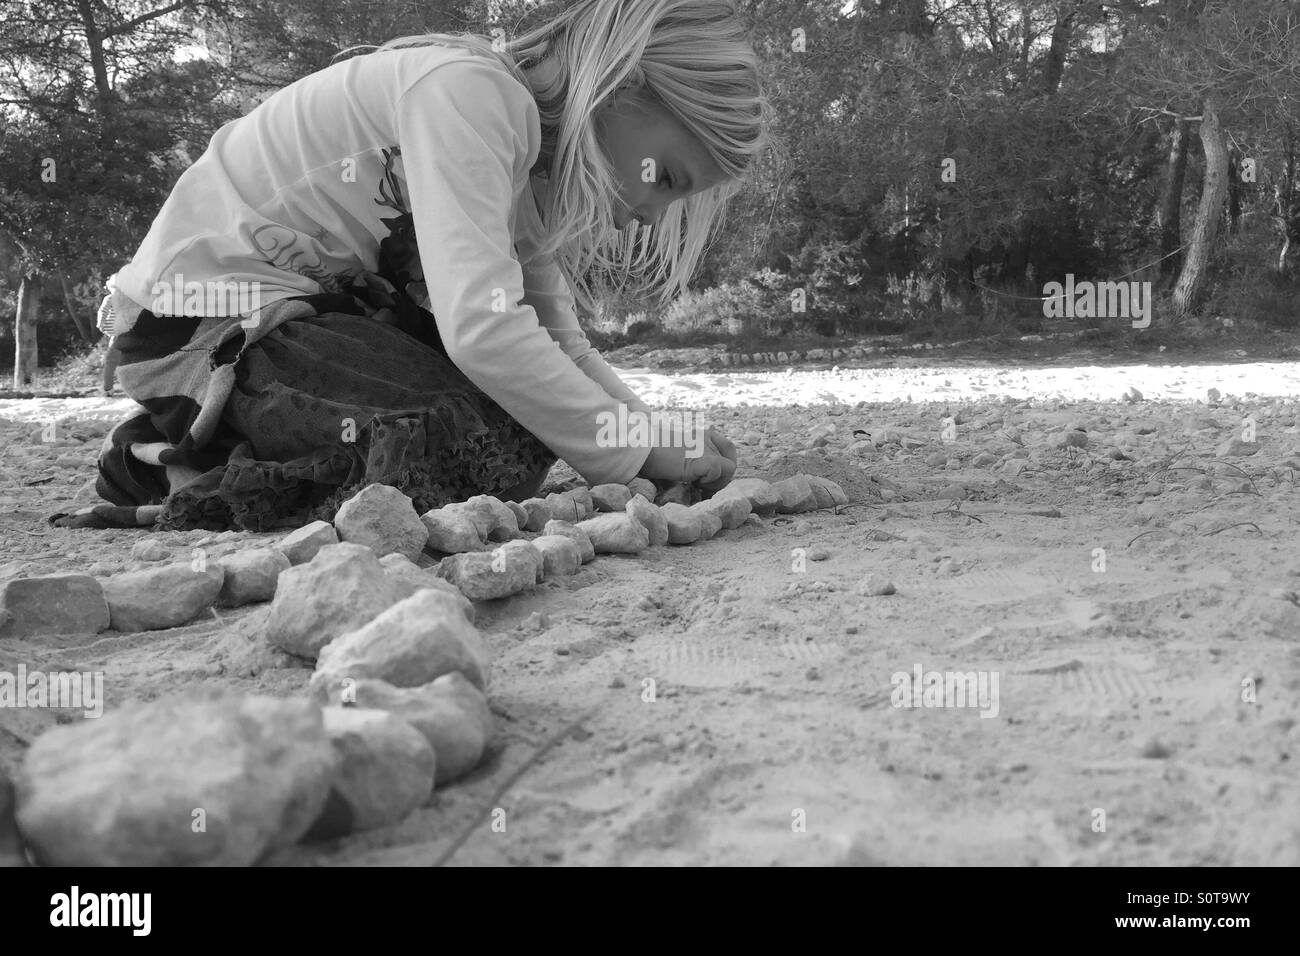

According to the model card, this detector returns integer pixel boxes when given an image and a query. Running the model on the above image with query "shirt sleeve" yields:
[520,253,651,414]
[394,58,652,485]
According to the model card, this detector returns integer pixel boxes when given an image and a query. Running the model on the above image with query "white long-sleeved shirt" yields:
[109,43,652,484]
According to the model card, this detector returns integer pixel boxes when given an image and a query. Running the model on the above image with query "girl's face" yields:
[595,91,728,230]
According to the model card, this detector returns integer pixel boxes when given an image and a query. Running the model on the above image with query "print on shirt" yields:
[250,223,342,292]
[374,147,425,295]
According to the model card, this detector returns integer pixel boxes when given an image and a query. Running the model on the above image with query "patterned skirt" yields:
[49,280,557,531]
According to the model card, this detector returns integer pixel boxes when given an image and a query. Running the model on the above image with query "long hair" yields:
[367,0,771,316]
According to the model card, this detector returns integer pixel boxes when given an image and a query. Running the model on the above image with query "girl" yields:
[57,0,769,532]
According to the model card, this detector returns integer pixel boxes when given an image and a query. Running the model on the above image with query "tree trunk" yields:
[1172,98,1229,317]
[1042,7,1076,95]
[1158,118,1189,284]
[60,275,96,343]
[1276,126,1297,276]
[1227,148,1242,235]
[13,272,41,387]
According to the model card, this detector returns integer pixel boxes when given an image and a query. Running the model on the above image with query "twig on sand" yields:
[1215,461,1260,495]
[933,508,983,523]
[432,704,603,867]
[1202,521,1263,537]
[1126,528,1170,548]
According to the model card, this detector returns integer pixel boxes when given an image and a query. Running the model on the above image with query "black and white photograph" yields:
[0,0,1295,898]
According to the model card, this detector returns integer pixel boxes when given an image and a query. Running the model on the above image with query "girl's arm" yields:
[395,58,652,485]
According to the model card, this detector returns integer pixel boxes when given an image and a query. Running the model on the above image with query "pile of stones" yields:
[0,470,846,866]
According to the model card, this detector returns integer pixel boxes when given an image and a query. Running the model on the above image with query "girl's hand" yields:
[636,425,737,493]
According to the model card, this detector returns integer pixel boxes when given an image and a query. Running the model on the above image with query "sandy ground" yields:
[2,350,1299,866]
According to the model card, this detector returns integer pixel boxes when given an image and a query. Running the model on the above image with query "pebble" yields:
[518,498,553,532]
[693,495,751,530]
[445,495,520,543]
[265,543,403,660]
[217,548,290,607]
[276,520,338,565]
[659,503,705,544]
[1057,430,1089,449]
[590,483,633,512]
[129,538,168,562]
[546,489,594,524]
[542,520,596,564]
[625,494,669,546]
[576,513,651,554]
[0,574,109,637]
[101,562,226,632]
[310,708,436,838]
[532,535,583,576]
[324,673,492,787]
[924,451,948,467]
[421,508,485,553]
[772,474,818,513]
[332,483,429,561]
[713,477,780,515]
[972,452,998,467]
[806,475,848,509]
[858,576,897,596]
[1141,738,1173,759]
[14,690,337,866]
[435,547,538,601]
[808,547,830,561]
[310,589,491,702]
[377,554,475,623]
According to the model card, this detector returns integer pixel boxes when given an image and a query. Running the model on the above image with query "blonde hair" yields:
[369,0,771,316]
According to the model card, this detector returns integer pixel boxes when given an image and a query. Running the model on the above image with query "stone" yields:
[924,451,948,468]
[972,452,999,467]
[1057,430,1089,449]
[806,479,835,510]
[859,576,897,597]
[532,535,583,577]
[130,538,168,562]
[654,482,695,506]
[310,708,436,838]
[217,548,290,607]
[807,475,849,507]
[542,520,596,564]
[464,495,521,542]
[625,494,669,546]
[1216,437,1260,457]
[505,500,529,532]
[496,539,544,584]
[545,493,579,523]
[435,548,537,601]
[323,674,492,787]
[333,483,428,561]
[0,768,26,867]
[712,477,781,516]
[659,503,704,544]
[772,475,818,513]
[265,543,403,660]
[691,506,723,539]
[421,508,485,553]
[14,691,337,866]
[518,498,552,532]
[576,513,650,554]
[377,553,475,624]
[626,478,657,502]
[0,574,109,638]
[310,588,491,704]
[101,562,225,632]
[590,483,633,512]
[276,520,338,565]
[692,495,751,530]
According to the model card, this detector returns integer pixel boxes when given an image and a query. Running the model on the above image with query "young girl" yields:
[56,0,769,531]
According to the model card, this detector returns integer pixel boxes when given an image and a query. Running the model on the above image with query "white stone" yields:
[333,483,428,561]
[217,548,290,607]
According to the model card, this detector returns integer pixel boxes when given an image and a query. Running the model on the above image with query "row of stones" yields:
[4,471,847,866]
